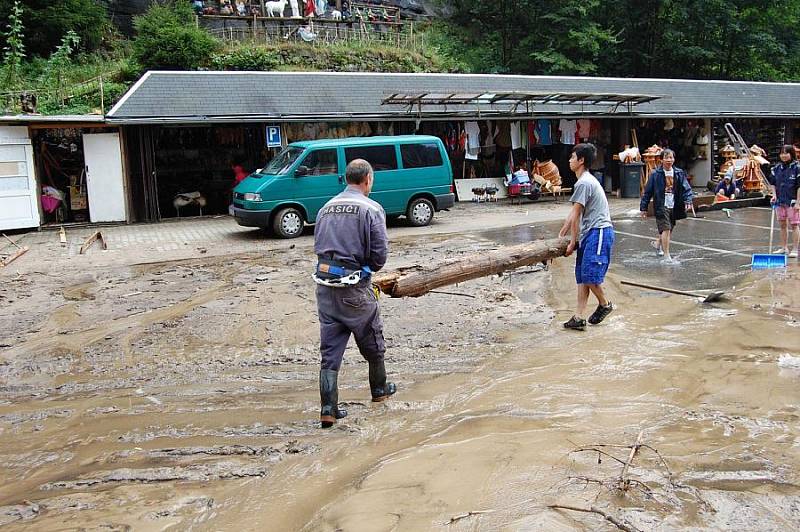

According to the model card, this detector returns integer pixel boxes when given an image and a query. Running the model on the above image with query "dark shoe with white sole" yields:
[563,316,587,331]
[588,302,614,325]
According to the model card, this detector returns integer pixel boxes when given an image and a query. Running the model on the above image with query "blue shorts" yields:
[575,227,614,285]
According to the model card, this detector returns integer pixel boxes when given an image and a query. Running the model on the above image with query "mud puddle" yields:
[1,231,799,530]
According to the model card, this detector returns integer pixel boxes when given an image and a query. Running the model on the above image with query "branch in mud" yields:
[40,462,268,490]
[445,509,495,525]
[548,504,643,532]
[373,237,569,298]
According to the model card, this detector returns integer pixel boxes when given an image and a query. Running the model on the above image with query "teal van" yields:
[232,135,454,238]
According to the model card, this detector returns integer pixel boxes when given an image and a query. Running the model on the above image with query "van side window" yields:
[344,145,398,171]
[302,149,338,175]
[400,143,443,168]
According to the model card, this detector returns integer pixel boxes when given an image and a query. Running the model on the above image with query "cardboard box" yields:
[69,185,87,210]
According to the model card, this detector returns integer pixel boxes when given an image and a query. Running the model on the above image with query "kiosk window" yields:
[344,145,398,171]
[400,143,443,168]
[302,149,338,175]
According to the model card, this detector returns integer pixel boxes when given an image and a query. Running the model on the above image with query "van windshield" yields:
[260,146,305,175]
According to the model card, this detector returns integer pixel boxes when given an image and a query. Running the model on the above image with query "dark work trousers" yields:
[316,281,386,371]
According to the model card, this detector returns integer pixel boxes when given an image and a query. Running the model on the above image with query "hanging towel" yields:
[465,121,480,151]
[510,121,522,150]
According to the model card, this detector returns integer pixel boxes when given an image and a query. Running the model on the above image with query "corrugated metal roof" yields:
[107,71,800,123]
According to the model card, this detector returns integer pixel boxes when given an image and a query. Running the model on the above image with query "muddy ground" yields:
[1,210,799,531]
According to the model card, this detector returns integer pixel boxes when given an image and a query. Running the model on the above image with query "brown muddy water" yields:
[0,232,799,531]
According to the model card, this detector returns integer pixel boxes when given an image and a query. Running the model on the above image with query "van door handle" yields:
[338,175,344,184]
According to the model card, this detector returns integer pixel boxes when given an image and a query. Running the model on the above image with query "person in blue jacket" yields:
[640,149,694,262]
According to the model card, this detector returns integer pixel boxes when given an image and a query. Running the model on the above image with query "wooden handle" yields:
[620,280,697,298]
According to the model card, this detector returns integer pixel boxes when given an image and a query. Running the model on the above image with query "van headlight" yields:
[243,192,262,201]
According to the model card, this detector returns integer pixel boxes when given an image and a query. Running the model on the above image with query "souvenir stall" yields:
[630,118,712,188]
[149,125,268,219]
[31,125,127,225]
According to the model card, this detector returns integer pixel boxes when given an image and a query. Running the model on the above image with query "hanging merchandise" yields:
[576,119,591,142]
[558,119,577,145]
[495,121,512,149]
[590,120,602,139]
[536,119,553,145]
[510,121,521,150]
[465,121,480,151]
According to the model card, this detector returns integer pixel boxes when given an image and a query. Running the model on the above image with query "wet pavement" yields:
[486,205,792,292]
[1,204,799,530]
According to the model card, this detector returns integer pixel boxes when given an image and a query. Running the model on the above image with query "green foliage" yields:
[211,41,453,73]
[1,0,25,91]
[444,0,800,80]
[40,30,81,89]
[0,0,109,57]
[133,1,220,71]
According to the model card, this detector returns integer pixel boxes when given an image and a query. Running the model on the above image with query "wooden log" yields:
[79,231,107,255]
[373,237,570,298]
[1,246,29,267]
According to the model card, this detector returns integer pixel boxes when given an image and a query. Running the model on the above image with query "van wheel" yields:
[406,198,434,227]
[273,207,305,238]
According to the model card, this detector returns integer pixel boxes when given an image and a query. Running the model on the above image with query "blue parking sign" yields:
[266,125,282,147]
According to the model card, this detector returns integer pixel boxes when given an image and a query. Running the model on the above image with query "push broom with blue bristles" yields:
[752,204,788,269]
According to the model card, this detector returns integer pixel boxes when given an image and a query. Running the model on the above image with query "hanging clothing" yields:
[536,119,553,145]
[576,119,592,142]
[510,121,522,150]
[528,122,537,146]
[590,119,602,139]
[558,119,577,145]
[495,121,512,149]
[465,121,480,151]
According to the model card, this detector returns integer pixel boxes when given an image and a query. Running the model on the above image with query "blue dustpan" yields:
[752,254,787,269]
[752,204,788,269]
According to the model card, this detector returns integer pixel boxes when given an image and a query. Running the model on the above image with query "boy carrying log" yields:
[559,143,615,331]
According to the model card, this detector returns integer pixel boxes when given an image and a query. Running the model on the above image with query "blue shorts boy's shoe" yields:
[588,302,613,325]
[563,315,586,331]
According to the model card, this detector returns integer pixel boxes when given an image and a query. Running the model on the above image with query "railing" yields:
[200,14,422,51]
[1,75,108,115]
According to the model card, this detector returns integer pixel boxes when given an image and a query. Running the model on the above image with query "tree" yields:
[445,0,616,75]
[41,30,81,99]
[132,0,219,71]
[0,0,109,57]
[0,0,25,91]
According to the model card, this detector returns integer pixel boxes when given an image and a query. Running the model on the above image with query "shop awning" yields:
[381,91,664,116]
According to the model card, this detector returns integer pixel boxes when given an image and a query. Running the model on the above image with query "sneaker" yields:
[773,247,787,254]
[650,240,664,257]
[790,250,799,258]
[588,302,614,325]
[563,316,586,331]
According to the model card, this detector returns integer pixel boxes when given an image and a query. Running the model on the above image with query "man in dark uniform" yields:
[313,159,396,428]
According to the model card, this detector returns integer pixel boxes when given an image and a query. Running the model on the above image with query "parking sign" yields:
[266,125,282,147]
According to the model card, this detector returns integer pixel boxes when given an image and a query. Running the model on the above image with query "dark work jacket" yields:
[640,166,693,220]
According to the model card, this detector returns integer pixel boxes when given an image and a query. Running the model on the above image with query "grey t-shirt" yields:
[570,171,613,242]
